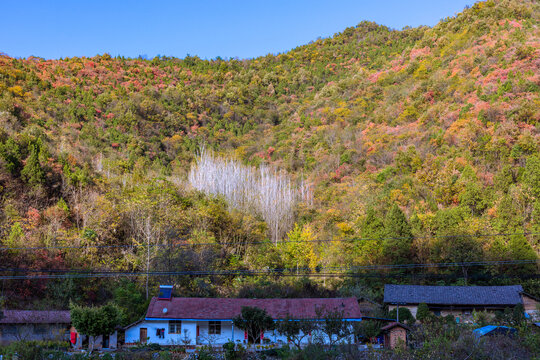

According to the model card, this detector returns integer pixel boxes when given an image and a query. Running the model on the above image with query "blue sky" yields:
[1,0,473,60]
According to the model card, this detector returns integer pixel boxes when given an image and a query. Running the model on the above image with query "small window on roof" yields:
[158,285,173,300]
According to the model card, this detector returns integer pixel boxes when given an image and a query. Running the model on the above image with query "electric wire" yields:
[0,259,536,280]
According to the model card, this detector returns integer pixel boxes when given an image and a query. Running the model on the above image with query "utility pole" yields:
[145,216,151,300]
[394,302,406,323]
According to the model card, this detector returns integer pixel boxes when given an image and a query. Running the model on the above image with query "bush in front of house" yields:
[0,340,71,360]
[0,341,43,360]
[223,341,248,360]
[43,350,71,360]
[415,303,432,323]
[387,307,415,325]
[285,343,334,360]
[114,351,175,360]
[196,345,216,360]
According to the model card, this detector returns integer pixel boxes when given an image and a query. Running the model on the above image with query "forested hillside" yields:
[0,0,538,315]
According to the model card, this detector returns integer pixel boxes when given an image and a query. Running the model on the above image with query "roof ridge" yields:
[154,296,358,300]
[145,297,363,320]
[385,284,523,289]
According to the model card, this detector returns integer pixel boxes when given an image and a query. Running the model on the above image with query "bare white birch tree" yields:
[126,200,162,299]
[188,148,313,243]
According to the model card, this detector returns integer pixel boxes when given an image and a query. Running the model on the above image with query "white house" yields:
[124,286,363,346]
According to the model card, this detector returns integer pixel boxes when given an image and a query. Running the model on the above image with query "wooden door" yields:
[140,328,147,343]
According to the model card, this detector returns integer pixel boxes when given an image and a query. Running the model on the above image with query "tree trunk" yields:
[146,218,150,300]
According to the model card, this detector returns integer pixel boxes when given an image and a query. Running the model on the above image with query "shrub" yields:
[2,341,43,360]
[388,307,416,325]
[197,346,215,360]
[416,303,432,323]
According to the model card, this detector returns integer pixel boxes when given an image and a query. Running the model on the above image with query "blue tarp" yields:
[473,325,516,338]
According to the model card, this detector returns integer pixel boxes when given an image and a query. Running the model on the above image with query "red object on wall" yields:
[196,326,200,337]
[244,331,248,340]
[260,331,264,340]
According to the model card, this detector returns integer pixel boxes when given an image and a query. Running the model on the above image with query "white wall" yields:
[126,320,243,345]
[126,320,196,345]
[125,320,358,346]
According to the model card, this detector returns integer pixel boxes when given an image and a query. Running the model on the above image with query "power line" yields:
[0,259,536,274]
[0,259,536,280]
[1,232,538,251]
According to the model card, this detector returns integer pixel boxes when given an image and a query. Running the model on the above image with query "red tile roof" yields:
[145,297,362,320]
[0,310,71,324]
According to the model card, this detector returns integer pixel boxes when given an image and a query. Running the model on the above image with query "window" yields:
[169,320,181,334]
[209,321,221,335]
[2,325,17,336]
[34,325,47,335]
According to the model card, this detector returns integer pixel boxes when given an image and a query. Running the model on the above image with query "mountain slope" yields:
[0,0,538,307]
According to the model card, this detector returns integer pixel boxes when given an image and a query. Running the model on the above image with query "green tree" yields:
[0,137,22,175]
[523,155,540,197]
[494,165,514,193]
[388,307,415,325]
[507,235,537,275]
[113,280,149,326]
[315,307,352,347]
[382,204,413,264]
[6,222,24,247]
[352,207,386,265]
[232,306,274,344]
[395,145,422,174]
[459,181,489,215]
[430,207,483,281]
[70,303,122,352]
[510,304,526,326]
[495,194,524,232]
[458,166,489,215]
[416,303,432,323]
[21,144,45,186]
[353,320,382,342]
[276,314,317,349]
[532,201,540,234]
[361,207,385,239]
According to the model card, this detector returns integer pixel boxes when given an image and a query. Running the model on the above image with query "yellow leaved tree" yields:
[279,224,320,273]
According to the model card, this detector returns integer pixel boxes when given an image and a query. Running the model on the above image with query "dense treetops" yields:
[0,0,538,309]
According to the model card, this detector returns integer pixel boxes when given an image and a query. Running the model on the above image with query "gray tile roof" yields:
[384,285,524,306]
[0,310,71,324]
